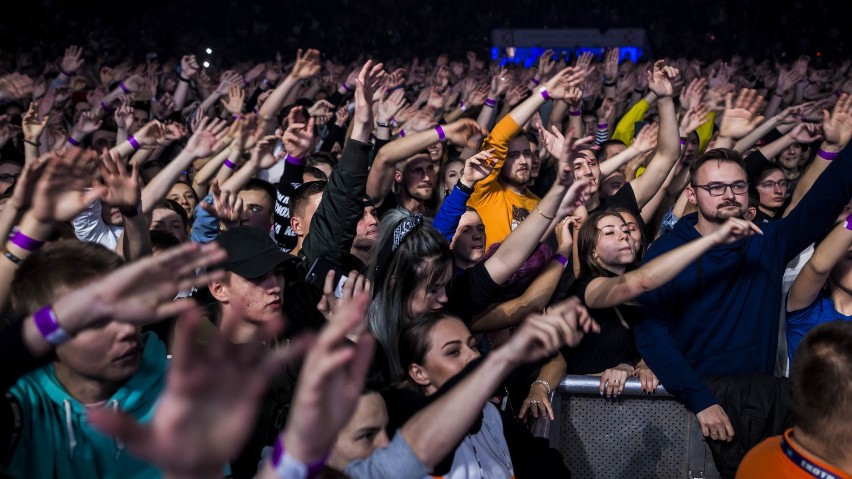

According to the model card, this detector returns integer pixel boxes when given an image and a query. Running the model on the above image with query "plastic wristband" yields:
[597,123,608,129]
[119,82,130,94]
[458,101,467,112]
[285,154,304,165]
[399,129,406,138]
[60,69,72,77]
[10,230,45,252]
[223,159,236,170]
[552,253,569,267]
[568,110,581,117]
[127,135,141,150]
[818,149,839,161]
[67,136,81,146]
[271,437,327,479]
[484,98,497,108]
[845,214,852,231]
[179,75,192,83]
[435,125,446,142]
[34,305,71,346]
[340,83,351,92]
[539,86,550,101]
[679,137,687,146]
[100,100,111,111]
[531,77,540,86]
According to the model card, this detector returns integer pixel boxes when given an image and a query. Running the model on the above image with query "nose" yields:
[722,185,736,200]
[463,345,481,365]
[375,430,390,449]
[578,163,592,178]
[436,287,448,306]
[773,183,783,194]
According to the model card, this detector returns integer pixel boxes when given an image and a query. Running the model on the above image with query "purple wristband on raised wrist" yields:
[552,253,569,267]
[340,83,351,92]
[597,123,608,129]
[61,69,72,77]
[223,159,236,170]
[285,154,304,165]
[271,437,327,479]
[484,98,497,108]
[101,100,111,111]
[568,110,581,117]
[10,230,44,252]
[818,149,839,161]
[539,86,550,101]
[845,214,852,231]
[679,137,687,146]
[531,77,540,86]
[119,82,130,94]
[34,305,71,346]
[127,135,141,150]
[67,136,80,147]
[435,125,446,142]
[399,129,406,138]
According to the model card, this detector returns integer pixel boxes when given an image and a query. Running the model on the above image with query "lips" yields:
[267,299,281,310]
[115,344,140,362]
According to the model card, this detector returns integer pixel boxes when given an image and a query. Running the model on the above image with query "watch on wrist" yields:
[375,120,389,128]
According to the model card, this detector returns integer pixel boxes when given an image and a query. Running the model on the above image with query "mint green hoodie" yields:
[7,332,167,479]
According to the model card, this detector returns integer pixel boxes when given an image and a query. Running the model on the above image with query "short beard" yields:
[501,171,529,188]
[404,184,433,201]
[700,200,746,223]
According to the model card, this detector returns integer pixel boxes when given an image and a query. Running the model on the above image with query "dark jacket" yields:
[634,144,852,414]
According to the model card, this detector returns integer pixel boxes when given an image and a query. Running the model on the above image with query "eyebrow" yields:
[441,340,462,350]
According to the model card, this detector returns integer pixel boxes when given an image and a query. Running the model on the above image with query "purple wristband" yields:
[127,135,141,150]
[271,437,327,479]
[100,100,111,111]
[340,83,351,92]
[10,230,44,252]
[484,98,497,108]
[531,77,540,86]
[568,110,581,117]
[435,125,446,142]
[399,129,406,138]
[679,137,687,146]
[285,154,305,165]
[60,69,72,77]
[845,214,852,231]
[119,82,130,94]
[539,86,550,101]
[597,123,608,129]
[67,136,80,146]
[818,149,839,161]
[553,253,569,267]
[33,306,71,346]
[223,159,236,169]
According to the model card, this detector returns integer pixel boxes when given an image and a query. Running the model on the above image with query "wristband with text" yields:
[34,305,71,346]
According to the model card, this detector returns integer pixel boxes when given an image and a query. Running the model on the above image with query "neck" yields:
[829,281,852,315]
[694,214,726,237]
[602,263,626,275]
[791,427,852,475]
[350,245,371,265]
[584,192,602,212]
[779,166,800,181]
[220,308,261,343]
[291,239,304,257]
[398,191,425,213]
[758,205,777,218]
[497,177,527,196]
[453,254,476,271]
[54,363,123,404]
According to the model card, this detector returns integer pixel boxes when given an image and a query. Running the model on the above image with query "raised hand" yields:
[114,99,135,131]
[282,106,315,158]
[0,73,35,101]
[88,303,310,479]
[461,148,496,185]
[822,93,852,149]
[491,68,513,97]
[378,88,407,124]
[718,88,765,141]
[602,48,620,84]
[467,82,490,107]
[788,122,822,144]
[134,120,168,148]
[307,99,334,123]
[679,104,711,137]
[354,60,386,127]
[537,49,557,82]
[22,102,49,141]
[181,55,200,79]
[30,148,106,223]
[316,270,372,325]
[545,66,591,100]
[73,111,103,136]
[99,151,141,207]
[505,83,529,107]
[633,122,660,152]
[574,51,594,72]
[200,179,245,227]
[60,45,84,75]
[647,60,680,98]
[500,297,598,364]
[244,63,266,84]
[679,77,707,111]
[183,121,217,158]
[776,68,804,95]
[215,71,243,96]
[712,217,763,245]
[219,84,245,115]
[291,48,321,80]
[597,97,615,122]
[442,118,488,149]
[250,135,280,170]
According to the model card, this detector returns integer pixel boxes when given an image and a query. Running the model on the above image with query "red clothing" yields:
[737,428,852,479]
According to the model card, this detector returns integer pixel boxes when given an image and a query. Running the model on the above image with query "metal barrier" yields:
[529,375,720,479]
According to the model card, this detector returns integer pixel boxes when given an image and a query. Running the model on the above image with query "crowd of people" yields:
[0,34,851,479]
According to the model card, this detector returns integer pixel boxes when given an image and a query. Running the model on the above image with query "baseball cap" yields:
[215,227,298,279]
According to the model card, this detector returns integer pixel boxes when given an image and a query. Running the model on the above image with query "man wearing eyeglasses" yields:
[633,146,852,477]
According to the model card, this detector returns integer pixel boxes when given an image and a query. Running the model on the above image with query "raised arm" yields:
[584,218,761,309]
[258,49,321,135]
[599,122,658,178]
[788,218,852,312]
[712,88,766,151]
[630,61,682,208]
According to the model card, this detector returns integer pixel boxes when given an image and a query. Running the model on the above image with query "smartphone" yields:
[305,256,349,298]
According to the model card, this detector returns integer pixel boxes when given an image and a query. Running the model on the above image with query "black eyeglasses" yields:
[757,179,789,190]
[0,174,20,184]
[693,181,749,197]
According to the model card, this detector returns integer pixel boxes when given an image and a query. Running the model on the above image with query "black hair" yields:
[689,148,746,185]
[290,181,327,218]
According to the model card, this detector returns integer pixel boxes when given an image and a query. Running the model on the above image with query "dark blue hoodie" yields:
[635,144,852,414]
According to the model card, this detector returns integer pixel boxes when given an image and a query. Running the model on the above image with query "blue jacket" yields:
[7,332,167,479]
[635,145,852,414]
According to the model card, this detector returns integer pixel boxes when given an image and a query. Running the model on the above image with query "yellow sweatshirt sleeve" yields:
[696,111,716,153]
[476,115,522,187]
[612,99,650,146]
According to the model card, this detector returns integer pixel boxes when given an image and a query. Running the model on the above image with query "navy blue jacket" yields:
[635,145,852,413]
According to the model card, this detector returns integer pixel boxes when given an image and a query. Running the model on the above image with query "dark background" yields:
[0,0,846,66]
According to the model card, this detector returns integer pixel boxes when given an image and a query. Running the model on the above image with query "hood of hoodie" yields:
[8,331,166,479]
